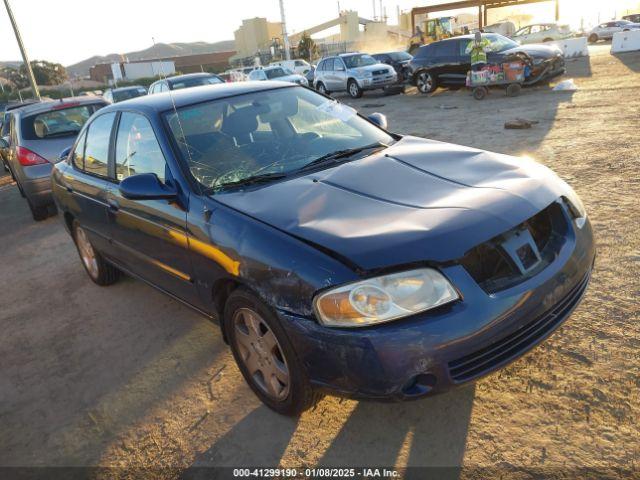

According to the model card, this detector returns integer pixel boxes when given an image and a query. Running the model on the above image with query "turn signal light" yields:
[16,146,49,166]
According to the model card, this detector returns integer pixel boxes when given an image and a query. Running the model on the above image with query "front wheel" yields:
[416,71,437,94]
[347,79,363,98]
[224,288,321,416]
[316,82,329,95]
[73,222,120,286]
[588,34,598,43]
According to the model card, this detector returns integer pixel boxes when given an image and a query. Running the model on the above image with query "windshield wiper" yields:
[215,172,288,190]
[298,142,388,172]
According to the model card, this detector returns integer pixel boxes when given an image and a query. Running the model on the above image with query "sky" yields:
[1,0,639,66]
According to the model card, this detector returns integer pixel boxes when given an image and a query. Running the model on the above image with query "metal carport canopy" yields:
[411,0,560,30]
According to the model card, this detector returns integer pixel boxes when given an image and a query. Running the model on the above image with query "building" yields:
[233,17,283,61]
[89,51,236,83]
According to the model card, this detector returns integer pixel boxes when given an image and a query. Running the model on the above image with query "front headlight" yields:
[314,268,459,328]
[565,193,587,228]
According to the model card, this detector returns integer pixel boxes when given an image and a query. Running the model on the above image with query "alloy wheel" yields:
[417,72,433,93]
[233,308,290,401]
[75,227,99,279]
[349,82,359,97]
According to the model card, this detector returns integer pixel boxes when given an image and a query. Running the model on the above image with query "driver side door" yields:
[105,111,201,308]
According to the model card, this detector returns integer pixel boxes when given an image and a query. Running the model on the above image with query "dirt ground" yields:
[1,44,638,479]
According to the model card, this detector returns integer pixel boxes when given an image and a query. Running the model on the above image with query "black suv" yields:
[408,33,565,94]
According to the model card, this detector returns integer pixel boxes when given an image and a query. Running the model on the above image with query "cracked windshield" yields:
[165,87,394,190]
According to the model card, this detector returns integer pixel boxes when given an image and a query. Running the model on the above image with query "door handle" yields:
[107,199,119,212]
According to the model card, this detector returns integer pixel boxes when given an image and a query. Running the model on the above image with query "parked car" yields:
[104,86,147,103]
[148,73,224,94]
[0,97,106,220]
[2,101,41,172]
[588,20,640,43]
[269,59,312,76]
[371,51,413,83]
[408,33,565,94]
[511,23,572,44]
[314,53,398,98]
[51,82,594,415]
[248,66,309,86]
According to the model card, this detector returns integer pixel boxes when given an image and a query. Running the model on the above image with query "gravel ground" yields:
[0,44,638,479]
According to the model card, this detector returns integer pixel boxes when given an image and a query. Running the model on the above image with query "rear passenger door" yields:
[105,111,200,307]
[66,112,118,256]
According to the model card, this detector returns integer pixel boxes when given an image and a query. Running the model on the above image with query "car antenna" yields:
[151,37,207,202]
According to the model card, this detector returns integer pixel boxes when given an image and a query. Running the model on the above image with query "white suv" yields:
[313,53,397,98]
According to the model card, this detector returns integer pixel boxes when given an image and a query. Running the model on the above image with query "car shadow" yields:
[317,386,475,478]
[186,385,475,477]
[612,51,640,72]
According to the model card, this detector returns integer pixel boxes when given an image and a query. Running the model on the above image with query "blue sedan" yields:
[51,81,595,415]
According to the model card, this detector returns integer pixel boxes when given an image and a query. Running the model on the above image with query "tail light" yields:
[16,146,49,166]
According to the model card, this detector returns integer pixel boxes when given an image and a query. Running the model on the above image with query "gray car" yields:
[588,20,640,43]
[0,97,106,220]
[314,53,397,98]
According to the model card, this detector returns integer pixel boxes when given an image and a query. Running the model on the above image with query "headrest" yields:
[221,107,259,138]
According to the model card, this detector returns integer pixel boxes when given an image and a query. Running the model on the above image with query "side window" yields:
[115,113,167,182]
[83,112,116,178]
[433,41,456,57]
[318,60,326,71]
[335,58,346,71]
[71,130,87,169]
[295,60,304,67]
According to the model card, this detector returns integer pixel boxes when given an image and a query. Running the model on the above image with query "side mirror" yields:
[368,112,388,130]
[119,173,177,201]
[59,146,72,161]
[0,137,9,149]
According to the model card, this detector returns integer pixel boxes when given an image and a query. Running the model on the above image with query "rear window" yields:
[22,104,101,140]
[112,88,147,102]
[170,76,223,90]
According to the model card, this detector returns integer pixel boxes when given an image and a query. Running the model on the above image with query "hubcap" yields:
[319,84,326,93]
[76,227,99,278]
[349,83,359,96]
[233,308,290,401]
[418,73,432,92]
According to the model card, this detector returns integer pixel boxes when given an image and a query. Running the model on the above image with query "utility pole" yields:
[3,0,40,100]
[278,0,291,61]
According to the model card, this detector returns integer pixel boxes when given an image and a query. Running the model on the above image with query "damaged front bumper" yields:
[278,213,595,401]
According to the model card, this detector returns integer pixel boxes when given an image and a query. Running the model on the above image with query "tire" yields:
[588,34,598,44]
[27,197,48,221]
[506,83,522,97]
[72,222,120,286]
[224,288,322,416]
[473,86,488,100]
[347,79,363,99]
[543,38,554,43]
[316,82,329,95]
[416,71,437,94]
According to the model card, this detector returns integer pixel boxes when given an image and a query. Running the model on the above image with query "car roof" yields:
[4,101,39,112]
[13,97,107,117]
[99,81,296,115]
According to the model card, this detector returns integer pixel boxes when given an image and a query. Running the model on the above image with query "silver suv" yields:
[314,53,397,98]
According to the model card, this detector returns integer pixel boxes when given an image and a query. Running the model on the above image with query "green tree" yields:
[21,60,68,86]
[297,32,318,61]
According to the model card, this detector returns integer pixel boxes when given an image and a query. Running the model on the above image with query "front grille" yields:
[460,202,568,294]
[372,69,388,75]
[448,271,590,383]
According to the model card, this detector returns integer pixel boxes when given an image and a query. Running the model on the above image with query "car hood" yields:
[214,136,573,271]
[500,43,563,60]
